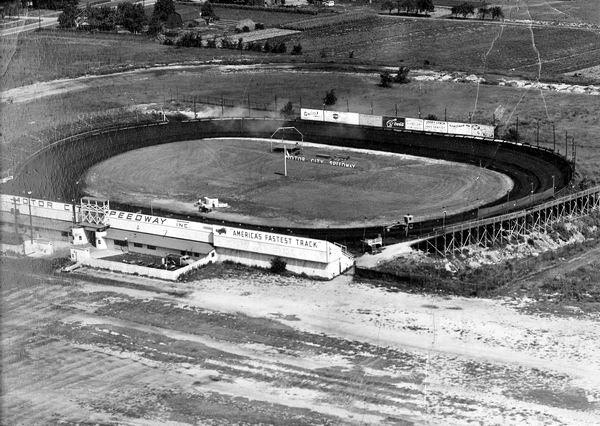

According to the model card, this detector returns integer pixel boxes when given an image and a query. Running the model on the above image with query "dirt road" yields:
[1,261,599,424]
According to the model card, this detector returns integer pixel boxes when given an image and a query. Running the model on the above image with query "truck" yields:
[165,254,194,267]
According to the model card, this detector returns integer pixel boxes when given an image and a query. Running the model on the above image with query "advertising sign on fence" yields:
[447,121,472,136]
[382,116,406,129]
[323,110,360,125]
[405,118,424,131]
[358,114,383,127]
[423,120,448,134]
[300,108,324,121]
[471,124,495,138]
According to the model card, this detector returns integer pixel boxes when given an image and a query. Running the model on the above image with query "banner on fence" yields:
[382,116,405,129]
[358,114,383,127]
[323,110,360,125]
[405,118,424,131]
[423,120,448,134]
[471,124,495,138]
[447,122,472,136]
[300,108,324,121]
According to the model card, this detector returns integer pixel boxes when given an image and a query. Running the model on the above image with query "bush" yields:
[255,22,265,30]
[323,89,337,106]
[379,71,393,88]
[395,66,410,83]
[280,101,295,118]
[291,44,302,55]
[270,257,287,274]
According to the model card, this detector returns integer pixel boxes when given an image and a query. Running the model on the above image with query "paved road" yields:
[0,16,58,36]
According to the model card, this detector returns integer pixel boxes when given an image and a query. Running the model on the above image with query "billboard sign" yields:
[423,120,448,134]
[471,124,495,138]
[358,114,383,127]
[405,118,424,131]
[300,108,324,121]
[447,121,472,136]
[323,110,360,125]
[212,225,328,263]
[382,116,406,129]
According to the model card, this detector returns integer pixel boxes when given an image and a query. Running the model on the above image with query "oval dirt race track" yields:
[83,138,513,228]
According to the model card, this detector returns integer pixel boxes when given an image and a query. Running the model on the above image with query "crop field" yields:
[82,138,511,226]
[282,15,600,77]
[432,0,600,25]
[211,5,319,27]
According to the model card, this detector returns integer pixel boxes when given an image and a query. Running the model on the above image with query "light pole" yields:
[27,191,33,244]
[551,175,555,195]
[150,200,154,216]
[442,209,447,231]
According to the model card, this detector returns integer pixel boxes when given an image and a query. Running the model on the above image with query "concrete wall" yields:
[78,250,216,281]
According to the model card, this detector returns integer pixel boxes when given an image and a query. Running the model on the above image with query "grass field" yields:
[82,137,511,226]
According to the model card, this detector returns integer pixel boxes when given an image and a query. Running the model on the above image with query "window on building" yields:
[147,245,156,250]
[114,239,127,247]
[134,243,143,248]
[181,250,187,255]
[78,235,82,241]
[97,240,102,245]
[61,232,69,237]
[193,252,200,257]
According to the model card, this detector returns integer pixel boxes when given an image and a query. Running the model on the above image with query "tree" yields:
[201,1,217,23]
[425,114,438,120]
[381,0,394,14]
[117,3,147,33]
[478,4,489,20]
[379,71,393,88]
[490,6,504,20]
[291,43,302,55]
[416,0,434,14]
[454,2,475,18]
[57,1,78,28]
[323,89,337,106]
[152,0,175,23]
[395,66,410,83]
[280,101,295,118]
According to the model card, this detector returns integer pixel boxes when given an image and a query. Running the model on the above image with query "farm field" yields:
[2,64,600,182]
[282,15,600,77]
[432,0,600,25]
[82,138,511,227]
[2,258,599,425]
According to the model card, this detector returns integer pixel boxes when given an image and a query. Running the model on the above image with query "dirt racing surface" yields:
[82,137,512,227]
[2,259,599,425]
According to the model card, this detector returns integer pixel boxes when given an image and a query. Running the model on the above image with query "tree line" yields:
[451,3,504,20]
[381,0,435,15]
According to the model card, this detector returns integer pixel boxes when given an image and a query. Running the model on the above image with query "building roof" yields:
[106,228,214,255]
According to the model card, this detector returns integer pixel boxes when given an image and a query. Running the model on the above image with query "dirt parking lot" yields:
[1,258,598,424]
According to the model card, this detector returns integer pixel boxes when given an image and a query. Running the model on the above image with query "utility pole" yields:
[283,148,288,177]
[395,103,398,117]
[12,197,18,237]
[565,130,568,158]
[572,137,576,172]
[27,191,33,244]
[552,123,556,151]
[516,116,519,143]
[536,119,539,146]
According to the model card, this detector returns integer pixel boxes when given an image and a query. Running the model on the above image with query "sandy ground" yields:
[2,260,598,425]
